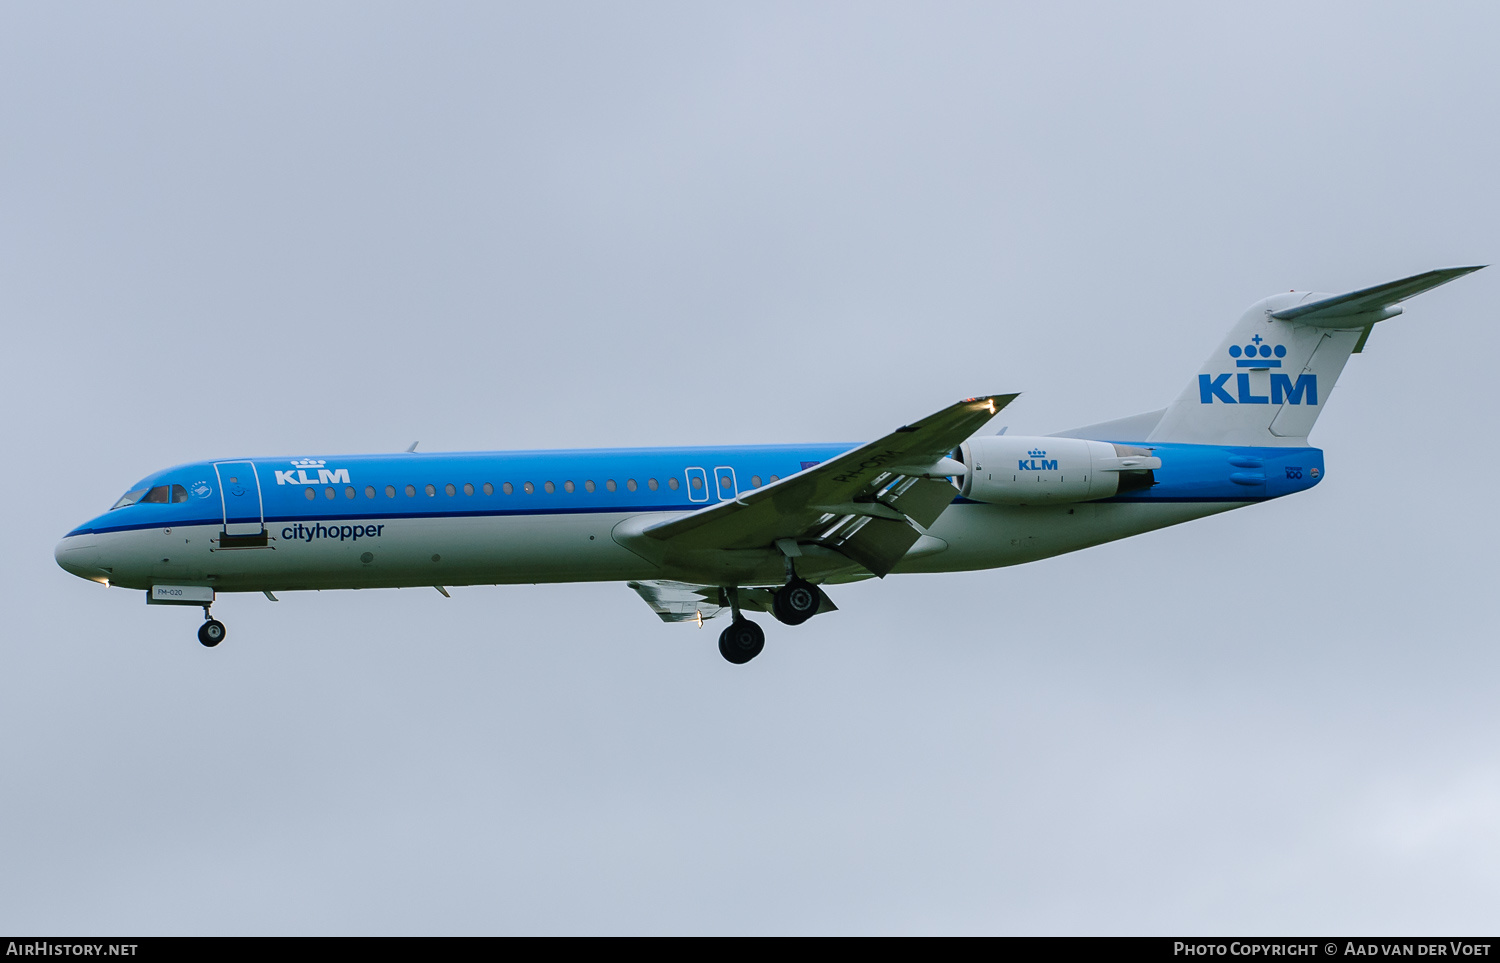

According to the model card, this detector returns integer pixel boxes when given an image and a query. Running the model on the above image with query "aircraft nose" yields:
[55,533,105,582]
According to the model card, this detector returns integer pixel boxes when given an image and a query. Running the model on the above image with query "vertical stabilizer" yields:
[1147,267,1482,446]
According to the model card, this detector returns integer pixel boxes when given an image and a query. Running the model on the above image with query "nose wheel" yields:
[198,605,226,647]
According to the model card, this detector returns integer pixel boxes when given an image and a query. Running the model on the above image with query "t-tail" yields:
[1141,266,1484,446]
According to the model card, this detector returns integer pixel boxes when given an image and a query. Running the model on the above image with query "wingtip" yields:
[963,392,1020,414]
[976,393,1020,416]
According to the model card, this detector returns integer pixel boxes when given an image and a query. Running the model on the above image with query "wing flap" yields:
[884,476,965,529]
[819,516,924,578]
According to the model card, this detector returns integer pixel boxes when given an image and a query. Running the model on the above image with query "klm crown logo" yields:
[1200,335,1317,407]
[1228,335,1288,368]
[290,458,327,469]
[1019,448,1058,471]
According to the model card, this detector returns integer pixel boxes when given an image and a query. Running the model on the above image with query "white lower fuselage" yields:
[58,499,1241,594]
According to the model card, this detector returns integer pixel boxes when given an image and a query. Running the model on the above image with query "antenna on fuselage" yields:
[405,441,419,452]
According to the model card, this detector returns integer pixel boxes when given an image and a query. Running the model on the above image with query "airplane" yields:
[54,267,1481,664]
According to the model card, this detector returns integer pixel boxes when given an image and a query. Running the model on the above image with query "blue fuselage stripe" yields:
[63,440,1324,537]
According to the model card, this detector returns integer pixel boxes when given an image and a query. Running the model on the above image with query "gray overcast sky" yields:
[3,1,1498,935]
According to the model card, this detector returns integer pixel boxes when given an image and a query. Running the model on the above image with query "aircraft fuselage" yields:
[55,440,1323,593]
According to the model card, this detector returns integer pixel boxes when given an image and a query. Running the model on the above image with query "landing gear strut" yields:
[717,586,765,664]
[198,605,226,648]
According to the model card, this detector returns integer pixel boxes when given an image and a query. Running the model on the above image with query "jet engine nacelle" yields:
[957,436,1159,505]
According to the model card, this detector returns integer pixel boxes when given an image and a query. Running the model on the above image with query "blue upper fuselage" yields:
[64,440,1325,538]
[66,443,856,538]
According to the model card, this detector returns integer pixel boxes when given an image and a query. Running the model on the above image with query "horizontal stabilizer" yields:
[1270,266,1483,325]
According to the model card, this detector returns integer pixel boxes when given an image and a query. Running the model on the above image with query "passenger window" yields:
[386,485,396,498]
[345,486,356,499]
[425,484,436,497]
[304,488,315,501]
[720,474,732,488]
[142,485,170,504]
[365,486,376,498]
[584,480,595,493]
[523,482,535,494]
[647,478,658,491]
[405,485,416,497]
[668,477,679,490]
[544,481,555,494]
[464,483,474,496]
[769,475,780,483]
[564,480,575,493]
[690,476,703,490]
[483,483,493,495]
[606,479,617,492]
[324,487,336,500]
[503,482,513,495]
[445,483,456,496]
[751,475,762,488]
[626,479,638,491]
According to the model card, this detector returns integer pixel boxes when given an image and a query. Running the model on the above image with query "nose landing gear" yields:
[198,605,226,647]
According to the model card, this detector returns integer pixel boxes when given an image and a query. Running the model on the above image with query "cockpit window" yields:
[111,484,185,510]
[110,488,149,510]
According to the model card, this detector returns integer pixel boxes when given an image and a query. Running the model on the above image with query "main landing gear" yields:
[771,577,819,626]
[716,571,827,665]
[198,604,226,648]
[718,618,765,665]
[717,586,764,665]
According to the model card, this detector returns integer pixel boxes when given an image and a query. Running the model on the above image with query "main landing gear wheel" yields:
[718,619,765,664]
[198,619,226,648]
[772,578,820,626]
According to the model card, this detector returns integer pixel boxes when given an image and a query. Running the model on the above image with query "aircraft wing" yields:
[627,579,731,622]
[626,579,836,623]
[639,394,1016,577]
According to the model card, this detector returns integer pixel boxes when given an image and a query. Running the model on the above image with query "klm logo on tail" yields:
[1200,339,1317,406]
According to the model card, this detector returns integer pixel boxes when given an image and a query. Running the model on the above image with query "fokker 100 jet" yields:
[55,267,1481,663]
